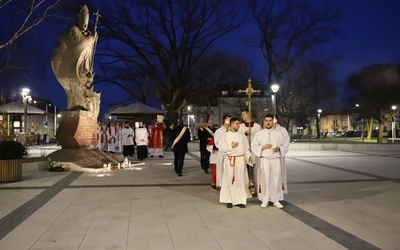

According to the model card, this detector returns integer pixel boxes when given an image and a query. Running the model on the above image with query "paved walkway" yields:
[0,143,399,249]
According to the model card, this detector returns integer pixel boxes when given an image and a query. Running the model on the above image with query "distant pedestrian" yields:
[172,121,191,176]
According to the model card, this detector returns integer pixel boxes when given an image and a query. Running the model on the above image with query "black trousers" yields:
[200,147,210,170]
[174,151,186,174]
[123,145,134,156]
[137,145,148,160]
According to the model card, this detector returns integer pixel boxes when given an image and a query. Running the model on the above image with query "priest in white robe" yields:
[213,115,231,189]
[218,117,252,208]
[251,114,288,209]
[238,108,262,196]
[273,115,290,197]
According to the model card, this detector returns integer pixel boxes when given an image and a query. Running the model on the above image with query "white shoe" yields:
[260,202,268,208]
[273,201,283,209]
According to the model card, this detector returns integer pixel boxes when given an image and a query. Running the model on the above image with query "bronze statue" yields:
[51,5,100,120]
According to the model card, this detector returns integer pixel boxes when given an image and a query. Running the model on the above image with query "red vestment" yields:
[148,123,166,149]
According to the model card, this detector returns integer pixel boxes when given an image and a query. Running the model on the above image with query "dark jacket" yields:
[172,125,191,153]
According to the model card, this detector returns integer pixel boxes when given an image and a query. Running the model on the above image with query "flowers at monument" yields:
[47,158,70,172]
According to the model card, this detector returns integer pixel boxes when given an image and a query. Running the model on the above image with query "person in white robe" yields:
[97,121,107,151]
[238,108,262,196]
[251,114,288,209]
[107,122,119,153]
[218,117,252,208]
[121,122,135,157]
[135,121,148,161]
[273,115,290,197]
[213,115,231,189]
[116,123,123,153]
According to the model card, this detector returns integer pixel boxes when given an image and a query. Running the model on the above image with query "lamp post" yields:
[34,100,49,130]
[270,84,279,114]
[356,104,365,143]
[189,115,194,140]
[317,109,322,139]
[391,105,397,143]
[21,88,31,143]
[49,104,58,137]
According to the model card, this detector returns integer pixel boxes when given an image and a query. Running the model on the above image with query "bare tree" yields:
[93,0,242,123]
[345,64,400,143]
[0,0,64,73]
[249,0,341,128]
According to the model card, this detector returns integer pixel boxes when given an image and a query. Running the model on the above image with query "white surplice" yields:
[275,124,290,196]
[214,125,229,187]
[218,130,252,206]
[251,128,286,205]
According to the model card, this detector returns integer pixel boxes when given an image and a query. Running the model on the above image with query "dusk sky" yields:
[1,0,400,119]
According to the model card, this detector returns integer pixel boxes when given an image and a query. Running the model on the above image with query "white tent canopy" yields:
[0,101,47,115]
[110,102,166,115]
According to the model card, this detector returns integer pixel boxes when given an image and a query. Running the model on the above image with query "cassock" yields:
[107,125,119,153]
[97,123,107,151]
[238,121,262,194]
[238,122,262,145]
[218,130,252,206]
[121,126,135,157]
[135,127,148,160]
[275,124,290,196]
[214,125,229,188]
[251,128,287,205]
[149,123,166,156]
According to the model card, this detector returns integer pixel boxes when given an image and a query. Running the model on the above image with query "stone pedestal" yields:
[56,111,97,149]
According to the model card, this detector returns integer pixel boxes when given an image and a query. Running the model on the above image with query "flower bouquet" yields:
[47,158,70,172]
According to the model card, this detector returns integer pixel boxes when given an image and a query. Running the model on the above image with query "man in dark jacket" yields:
[198,120,215,174]
[172,121,191,176]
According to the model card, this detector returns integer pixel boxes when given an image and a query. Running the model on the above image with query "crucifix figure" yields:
[238,78,261,119]
[238,77,261,195]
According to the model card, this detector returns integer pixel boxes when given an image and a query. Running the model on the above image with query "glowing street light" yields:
[270,84,279,114]
[317,109,322,139]
[391,105,397,143]
[21,88,31,143]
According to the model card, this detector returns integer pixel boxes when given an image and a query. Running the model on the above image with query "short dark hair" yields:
[222,114,231,120]
[230,117,240,125]
[264,114,274,119]
[241,108,249,113]
[273,114,279,121]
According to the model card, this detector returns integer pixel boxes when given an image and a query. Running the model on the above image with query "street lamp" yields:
[21,88,31,143]
[391,105,397,143]
[317,109,322,139]
[270,84,279,114]
[49,103,58,137]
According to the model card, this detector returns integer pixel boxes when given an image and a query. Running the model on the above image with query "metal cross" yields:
[238,78,261,118]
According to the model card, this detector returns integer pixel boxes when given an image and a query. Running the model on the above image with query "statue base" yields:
[56,110,97,149]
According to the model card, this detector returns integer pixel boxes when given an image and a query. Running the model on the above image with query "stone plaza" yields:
[0,142,399,249]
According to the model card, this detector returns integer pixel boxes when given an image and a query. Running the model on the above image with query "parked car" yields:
[371,130,388,137]
[326,131,343,138]
[345,130,362,137]
[335,131,343,137]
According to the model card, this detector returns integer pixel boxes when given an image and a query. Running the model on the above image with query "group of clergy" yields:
[205,109,290,209]
[96,121,166,161]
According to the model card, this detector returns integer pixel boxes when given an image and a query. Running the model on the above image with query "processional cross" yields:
[238,78,261,195]
[238,78,261,118]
